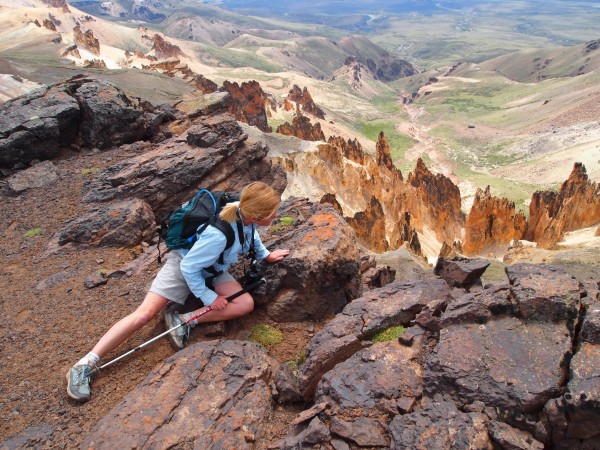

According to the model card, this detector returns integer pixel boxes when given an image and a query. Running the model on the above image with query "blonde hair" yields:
[220,181,280,222]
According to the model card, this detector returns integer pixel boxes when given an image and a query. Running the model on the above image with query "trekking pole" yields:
[97,278,267,372]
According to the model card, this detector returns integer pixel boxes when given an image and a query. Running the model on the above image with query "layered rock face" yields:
[526,163,600,248]
[278,130,464,257]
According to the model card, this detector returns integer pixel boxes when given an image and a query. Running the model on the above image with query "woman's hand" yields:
[265,249,290,263]
[210,296,228,310]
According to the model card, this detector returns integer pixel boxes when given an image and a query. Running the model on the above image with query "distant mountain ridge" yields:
[479,38,600,82]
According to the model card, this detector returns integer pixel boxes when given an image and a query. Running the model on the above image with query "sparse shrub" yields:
[285,350,307,376]
[81,167,100,175]
[248,324,283,347]
[371,325,406,343]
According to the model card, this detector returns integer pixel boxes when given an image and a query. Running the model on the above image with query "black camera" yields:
[242,260,265,288]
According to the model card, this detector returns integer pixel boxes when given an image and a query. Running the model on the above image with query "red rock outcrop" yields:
[327,135,365,164]
[376,131,394,171]
[61,45,81,59]
[43,19,56,31]
[142,58,180,72]
[83,59,107,69]
[276,114,325,141]
[283,98,294,112]
[346,196,389,252]
[406,158,464,249]
[526,163,600,248]
[190,74,218,94]
[73,25,100,55]
[151,34,184,58]
[463,186,526,255]
[220,80,271,132]
[279,130,462,256]
[286,85,325,119]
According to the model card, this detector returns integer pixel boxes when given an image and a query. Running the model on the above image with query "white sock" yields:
[180,312,198,327]
[77,352,100,367]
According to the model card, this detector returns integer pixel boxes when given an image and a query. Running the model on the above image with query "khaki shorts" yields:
[149,251,235,305]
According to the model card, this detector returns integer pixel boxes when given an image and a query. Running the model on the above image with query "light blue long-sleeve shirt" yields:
[178,220,269,305]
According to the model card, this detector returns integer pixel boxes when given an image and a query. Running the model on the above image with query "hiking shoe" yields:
[164,306,190,351]
[66,364,95,402]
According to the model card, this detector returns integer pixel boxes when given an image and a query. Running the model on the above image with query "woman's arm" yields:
[180,226,228,305]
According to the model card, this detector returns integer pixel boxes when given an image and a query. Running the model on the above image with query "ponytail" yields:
[219,182,280,223]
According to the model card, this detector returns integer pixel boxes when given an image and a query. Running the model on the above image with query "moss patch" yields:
[23,227,43,238]
[371,325,406,343]
[248,324,284,347]
[81,167,100,175]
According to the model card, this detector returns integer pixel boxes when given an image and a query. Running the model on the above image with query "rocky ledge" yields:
[82,262,599,449]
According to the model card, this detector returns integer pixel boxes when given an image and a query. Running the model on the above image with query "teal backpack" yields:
[157,189,241,263]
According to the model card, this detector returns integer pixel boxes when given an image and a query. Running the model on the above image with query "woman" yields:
[67,181,290,402]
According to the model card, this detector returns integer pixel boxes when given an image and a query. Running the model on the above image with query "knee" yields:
[130,308,158,328]
[238,294,254,316]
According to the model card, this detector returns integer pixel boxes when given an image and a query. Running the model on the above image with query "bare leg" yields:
[192,280,254,323]
[91,291,170,359]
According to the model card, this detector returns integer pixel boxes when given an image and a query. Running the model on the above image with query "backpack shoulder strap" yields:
[210,217,237,249]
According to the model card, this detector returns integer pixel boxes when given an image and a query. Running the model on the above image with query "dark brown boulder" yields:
[488,421,544,450]
[0,76,169,169]
[6,160,59,194]
[82,341,276,449]
[539,296,600,448]
[506,263,581,328]
[389,398,493,449]
[298,278,451,401]
[80,113,280,216]
[315,341,423,420]
[57,199,155,247]
[74,77,165,150]
[426,317,572,413]
[434,256,491,287]
[426,264,581,414]
[0,84,79,168]
[254,198,362,322]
